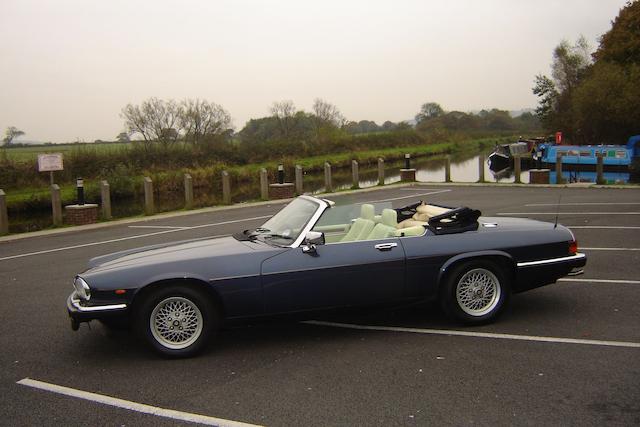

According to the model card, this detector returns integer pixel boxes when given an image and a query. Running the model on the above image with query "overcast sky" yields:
[0,0,628,143]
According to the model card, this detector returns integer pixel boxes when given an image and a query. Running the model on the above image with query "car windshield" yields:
[256,197,321,245]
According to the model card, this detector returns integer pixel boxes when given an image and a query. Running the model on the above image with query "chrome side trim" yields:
[70,298,127,312]
[517,253,586,268]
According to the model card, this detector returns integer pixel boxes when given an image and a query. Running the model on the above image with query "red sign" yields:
[555,132,563,145]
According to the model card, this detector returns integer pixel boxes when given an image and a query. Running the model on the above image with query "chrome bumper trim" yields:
[70,297,127,312]
[517,253,586,268]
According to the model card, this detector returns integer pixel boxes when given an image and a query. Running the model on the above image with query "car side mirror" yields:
[302,231,325,254]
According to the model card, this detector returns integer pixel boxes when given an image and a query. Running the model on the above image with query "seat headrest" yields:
[381,208,397,226]
[360,204,375,220]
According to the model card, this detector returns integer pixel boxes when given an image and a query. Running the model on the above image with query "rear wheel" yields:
[440,260,510,325]
[135,285,218,358]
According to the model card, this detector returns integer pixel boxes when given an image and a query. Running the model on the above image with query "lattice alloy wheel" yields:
[440,260,510,325]
[455,268,501,316]
[136,285,218,358]
[150,297,203,350]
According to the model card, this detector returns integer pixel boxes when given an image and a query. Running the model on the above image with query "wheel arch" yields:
[437,250,516,293]
[131,278,226,319]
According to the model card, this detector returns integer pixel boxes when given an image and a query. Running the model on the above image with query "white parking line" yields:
[581,247,640,251]
[399,188,446,191]
[498,212,640,215]
[526,202,640,206]
[304,321,640,349]
[559,278,640,285]
[0,215,271,262]
[17,378,262,427]
[566,226,640,230]
[363,189,451,203]
[128,225,190,229]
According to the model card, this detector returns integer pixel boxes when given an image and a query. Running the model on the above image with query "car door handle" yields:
[374,243,397,251]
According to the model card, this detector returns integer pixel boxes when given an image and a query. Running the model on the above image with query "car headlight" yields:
[73,276,91,301]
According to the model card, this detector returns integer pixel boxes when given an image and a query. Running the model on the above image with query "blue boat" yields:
[537,135,640,170]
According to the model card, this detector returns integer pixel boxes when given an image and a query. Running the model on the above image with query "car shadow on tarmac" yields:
[66,289,569,362]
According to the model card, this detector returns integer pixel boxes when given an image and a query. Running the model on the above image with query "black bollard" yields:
[277,164,285,184]
[404,154,411,170]
[76,177,85,205]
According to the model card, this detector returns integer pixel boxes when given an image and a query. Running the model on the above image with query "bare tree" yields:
[312,98,346,136]
[270,100,297,138]
[121,98,183,145]
[180,99,233,144]
[3,126,25,146]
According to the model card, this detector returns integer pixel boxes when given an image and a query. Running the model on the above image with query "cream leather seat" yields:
[396,203,451,229]
[340,204,376,242]
[366,209,398,240]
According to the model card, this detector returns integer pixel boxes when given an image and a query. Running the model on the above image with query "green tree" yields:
[569,1,640,143]
[415,102,444,123]
[593,1,640,65]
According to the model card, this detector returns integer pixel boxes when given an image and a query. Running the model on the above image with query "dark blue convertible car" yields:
[68,195,586,357]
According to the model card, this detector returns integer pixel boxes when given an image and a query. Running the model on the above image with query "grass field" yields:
[2,142,130,162]
[4,137,504,209]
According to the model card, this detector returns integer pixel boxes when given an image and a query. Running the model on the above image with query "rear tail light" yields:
[569,240,578,255]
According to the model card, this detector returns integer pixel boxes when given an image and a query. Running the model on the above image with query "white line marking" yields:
[304,321,640,349]
[17,378,262,427]
[526,202,640,206]
[566,226,640,230]
[498,212,640,215]
[127,225,189,230]
[581,247,640,251]
[363,189,451,203]
[0,215,271,262]
[399,188,446,191]
[559,278,640,284]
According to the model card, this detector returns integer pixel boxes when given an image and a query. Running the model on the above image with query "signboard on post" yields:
[37,153,64,185]
[37,153,64,172]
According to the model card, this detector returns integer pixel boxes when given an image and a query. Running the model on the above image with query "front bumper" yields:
[67,292,128,329]
[514,252,587,293]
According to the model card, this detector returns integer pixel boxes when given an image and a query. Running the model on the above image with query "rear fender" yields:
[437,250,515,287]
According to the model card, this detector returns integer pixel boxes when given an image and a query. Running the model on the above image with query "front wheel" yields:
[135,285,218,358]
[440,261,510,325]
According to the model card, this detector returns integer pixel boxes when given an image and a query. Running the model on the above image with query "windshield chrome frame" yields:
[288,195,331,248]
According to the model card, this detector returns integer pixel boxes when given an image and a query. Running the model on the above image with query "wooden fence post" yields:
[184,173,193,209]
[444,156,451,182]
[0,190,8,234]
[596,153,605,185]
[555,153,564,184]
[222,171,231,204]
[478,154,485,183]
[144,177,154,215]
[260,168,269,200]
[100,180,112,220]
[514,155,522,184]
[295,165,303,195]
[351,160,359,189]
[51,184,62,226]
[377,158,385,185]
[324,162,333,193]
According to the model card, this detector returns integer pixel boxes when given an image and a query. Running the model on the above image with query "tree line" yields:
[118,96,539,162]
[533,0,640,144]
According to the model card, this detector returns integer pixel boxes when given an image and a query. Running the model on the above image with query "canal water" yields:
[8,148,636,233]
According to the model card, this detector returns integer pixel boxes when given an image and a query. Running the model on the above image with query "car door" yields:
[261,237,406,314]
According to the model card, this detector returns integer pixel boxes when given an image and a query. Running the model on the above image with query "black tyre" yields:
[135,285,219,358]
[440,260,510,325]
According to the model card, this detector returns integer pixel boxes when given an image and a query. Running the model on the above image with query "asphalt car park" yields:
[1,184,639,426]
